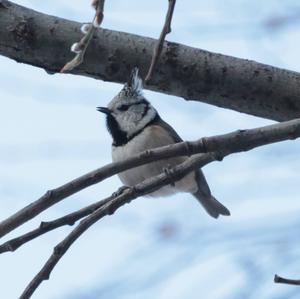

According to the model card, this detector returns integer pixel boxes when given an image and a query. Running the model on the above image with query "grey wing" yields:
[158,117,230,218]
[159,117,210,195]
[156,117,183,143]
[159,117,209,193]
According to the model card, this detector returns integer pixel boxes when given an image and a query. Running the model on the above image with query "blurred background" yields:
[1,0,300,298]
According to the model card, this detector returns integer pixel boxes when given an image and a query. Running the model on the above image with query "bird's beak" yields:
[97,107,110,114]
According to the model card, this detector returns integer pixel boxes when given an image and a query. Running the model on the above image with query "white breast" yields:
[112,125,198,197]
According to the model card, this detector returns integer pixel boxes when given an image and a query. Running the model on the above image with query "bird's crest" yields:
[119,67,143,98]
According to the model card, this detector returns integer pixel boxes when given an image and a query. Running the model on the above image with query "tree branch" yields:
[18,115,300,297]
[1,1,300,121]
[0,196,112,253]
[274,274,300,285]
[0,0,9,9]
[145,0,176,83]
[19,154,215,299]
[60,0,105,72]
[1,118,300,240]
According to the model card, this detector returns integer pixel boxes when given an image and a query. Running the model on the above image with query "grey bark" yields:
[1,1,300,121]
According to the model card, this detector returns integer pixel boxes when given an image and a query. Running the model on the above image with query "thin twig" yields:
[145,0,176,83]
[60,0,105,73]
[1,118,300,238]
[19,153,214,299]
[0,196,112,254]
[274,274,300,285]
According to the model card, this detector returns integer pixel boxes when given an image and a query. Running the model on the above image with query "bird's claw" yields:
[163,166,175,187]
[112,186,131,197]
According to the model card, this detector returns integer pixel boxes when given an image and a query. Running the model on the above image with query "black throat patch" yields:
[106,112,160,147]
[105,114,128,146]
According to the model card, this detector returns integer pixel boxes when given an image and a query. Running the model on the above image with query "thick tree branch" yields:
[1,1,300,121]
[1,118,300,240]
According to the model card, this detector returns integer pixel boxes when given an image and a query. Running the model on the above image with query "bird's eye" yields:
[118,105,129,111]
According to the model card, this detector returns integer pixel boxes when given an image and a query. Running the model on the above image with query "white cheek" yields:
[115,114,132,133]
[124,113,133,122]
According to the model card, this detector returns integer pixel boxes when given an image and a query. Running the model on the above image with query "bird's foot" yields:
[112,185,131,197]
[163,166,175,187]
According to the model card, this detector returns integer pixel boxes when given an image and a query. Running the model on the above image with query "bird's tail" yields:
[193,191,230,219]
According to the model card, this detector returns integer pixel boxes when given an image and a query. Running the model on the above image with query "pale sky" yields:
[1,1,300,299]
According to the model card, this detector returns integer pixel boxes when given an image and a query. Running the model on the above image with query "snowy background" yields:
[1,1,300,298]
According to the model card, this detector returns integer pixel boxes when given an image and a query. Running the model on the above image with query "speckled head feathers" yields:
[118,67,143,100]
[99,67,158,146]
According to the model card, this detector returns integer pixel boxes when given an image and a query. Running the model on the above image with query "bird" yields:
[97,67,230,218]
